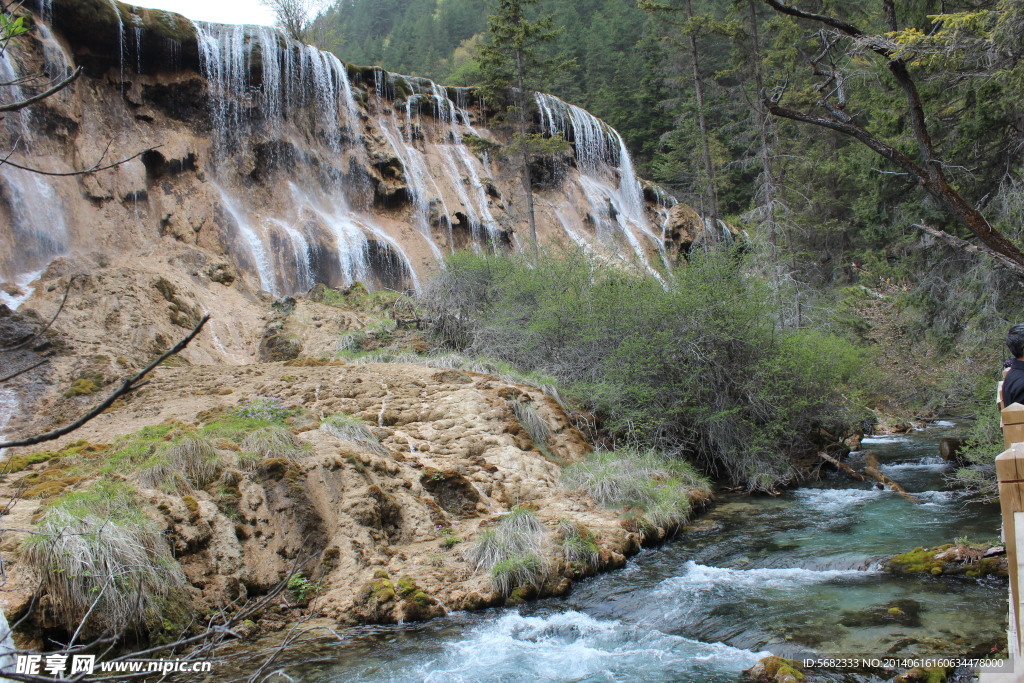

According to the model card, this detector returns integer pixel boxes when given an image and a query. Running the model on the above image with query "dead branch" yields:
[0,315,209,450]
[912,223,1024,276]
[0,357,48,384]
[863,452,919,503]
[817,449,867,481]
[1,275,78,352]
[1,144,162,177]
[0,67,81,113]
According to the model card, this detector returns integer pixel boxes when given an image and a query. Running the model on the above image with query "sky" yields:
[129,0,276,26]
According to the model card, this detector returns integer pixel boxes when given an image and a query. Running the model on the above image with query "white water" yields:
[0,46,69,283]
[192,21,420,293]
[792,487,889,514]
[410,610,770,682]
[0,389,18,460]
[659,561,868,593]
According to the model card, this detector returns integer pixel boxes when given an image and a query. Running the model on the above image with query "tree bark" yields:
[759,0,1024,276]
[684,0,719,242]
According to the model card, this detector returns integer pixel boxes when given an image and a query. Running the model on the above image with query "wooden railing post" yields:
[996,438,1024,658]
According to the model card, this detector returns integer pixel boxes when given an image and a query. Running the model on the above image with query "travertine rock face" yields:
[0,357,643,629]
[1,0,694,307]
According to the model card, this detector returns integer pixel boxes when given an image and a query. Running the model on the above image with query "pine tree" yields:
[477,0,571,264]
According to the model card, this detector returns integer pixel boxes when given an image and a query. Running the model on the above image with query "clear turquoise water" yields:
[281,423,1005,682]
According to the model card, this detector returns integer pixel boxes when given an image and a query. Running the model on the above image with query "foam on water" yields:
[792,487,888,514]
[860,435,906,444]
[660,561,866,593]
[408,610,771,682]
[879,457,948,472]
[931,420,956,427]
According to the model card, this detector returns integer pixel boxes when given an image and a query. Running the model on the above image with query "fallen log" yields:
[817,450,920,503]
[817,450,867,481]
[864,452,920,503]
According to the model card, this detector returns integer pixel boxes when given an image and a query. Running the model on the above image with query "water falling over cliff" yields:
[0,0,688,303]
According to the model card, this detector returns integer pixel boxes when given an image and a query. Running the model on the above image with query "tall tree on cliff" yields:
[477,0,571,264]
[759,0,1024,280]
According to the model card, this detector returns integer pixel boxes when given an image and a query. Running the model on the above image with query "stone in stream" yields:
[838,598,923,628]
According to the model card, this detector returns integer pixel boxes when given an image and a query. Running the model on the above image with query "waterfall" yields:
[535,92,666,273]
[105,0,126,96]
[0,48,69,284]
[191,21,418,294]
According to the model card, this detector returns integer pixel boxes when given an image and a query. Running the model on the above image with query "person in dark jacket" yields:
[1002,324,1024,407]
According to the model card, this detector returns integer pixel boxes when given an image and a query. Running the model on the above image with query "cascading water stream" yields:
[0,44,69,287]
[253,422,1003,683]
[535,92,666,273]
[192,21,419,294]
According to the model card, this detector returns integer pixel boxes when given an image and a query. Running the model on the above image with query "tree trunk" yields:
[684,0,719,242]
[748,0,778,244]
[515,47,539,266]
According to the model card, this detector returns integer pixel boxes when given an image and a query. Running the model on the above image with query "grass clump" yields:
[320,413,389,456]
[21,480,188,636]
[562,449,711,530]
[464,506,548,596]
[238,425,306,469]
[491,554,543,598]
[559,519,599,570]
[136,434,221,491]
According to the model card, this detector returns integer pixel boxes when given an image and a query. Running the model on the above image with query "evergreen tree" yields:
[477,0,571,264]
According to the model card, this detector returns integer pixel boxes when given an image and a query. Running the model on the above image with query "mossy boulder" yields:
[743,656,805,682]
[885,544,1007,579]
[395,576,444,621]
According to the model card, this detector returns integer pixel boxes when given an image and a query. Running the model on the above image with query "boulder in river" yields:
[742,656,806,682]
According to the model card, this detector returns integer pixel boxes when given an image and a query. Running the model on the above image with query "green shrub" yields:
[440,528,462,549]
[287,572,318,601]
[423,247,871,490]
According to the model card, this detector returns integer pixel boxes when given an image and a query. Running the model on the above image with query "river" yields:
[276,422,1005,681]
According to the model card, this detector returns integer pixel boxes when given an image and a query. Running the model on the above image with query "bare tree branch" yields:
[1,275,78,352]
[0,145,161,177]
[0,315,210,450]
[0,357,48,383]
[0,67,81,112]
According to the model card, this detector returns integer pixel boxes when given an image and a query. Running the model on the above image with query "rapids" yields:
[267,422,1005,681]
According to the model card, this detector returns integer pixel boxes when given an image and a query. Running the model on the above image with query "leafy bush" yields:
[22,480,187,636]
[423,247,871,490]
[948,389,1003,501]
[287,572,318,601]
[562,449,710,529]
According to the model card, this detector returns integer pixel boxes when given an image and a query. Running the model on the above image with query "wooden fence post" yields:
[996,439,1024,659]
